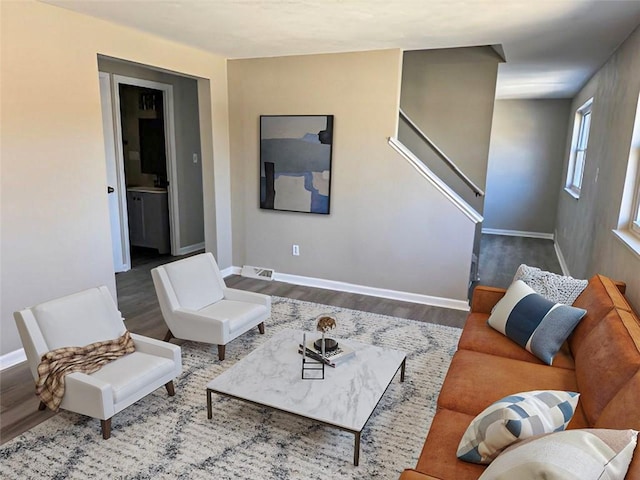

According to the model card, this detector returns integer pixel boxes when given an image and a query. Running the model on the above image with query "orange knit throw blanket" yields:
[36,331,135,411]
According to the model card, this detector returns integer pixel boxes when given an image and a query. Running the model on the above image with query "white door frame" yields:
[111,74,181,257]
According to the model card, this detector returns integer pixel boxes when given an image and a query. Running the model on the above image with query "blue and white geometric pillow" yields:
[488,280,587,365]
[457,390,580,464]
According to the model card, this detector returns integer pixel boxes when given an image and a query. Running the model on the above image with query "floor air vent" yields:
[240,266,275,281]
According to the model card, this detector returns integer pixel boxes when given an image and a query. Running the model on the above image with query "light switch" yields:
[193,153,198,164]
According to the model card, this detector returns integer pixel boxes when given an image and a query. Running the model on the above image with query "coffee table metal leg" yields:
[354,431,361,466]
[207,389,213,419]
[400,357,406,383]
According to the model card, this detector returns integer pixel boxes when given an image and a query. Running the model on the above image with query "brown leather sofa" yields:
[400,274,640,480]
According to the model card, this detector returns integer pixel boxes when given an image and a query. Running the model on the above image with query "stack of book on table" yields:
[298,339,355,368]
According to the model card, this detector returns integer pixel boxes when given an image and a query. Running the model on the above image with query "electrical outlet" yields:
[292,244,300,256]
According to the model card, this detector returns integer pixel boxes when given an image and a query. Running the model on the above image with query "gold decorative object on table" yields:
[315,314,338,353]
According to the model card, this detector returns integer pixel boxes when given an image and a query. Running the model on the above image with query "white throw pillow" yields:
[513,264,587,305]
[478,429,638,480]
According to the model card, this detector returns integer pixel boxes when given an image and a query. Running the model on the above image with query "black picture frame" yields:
[260,115,334,214]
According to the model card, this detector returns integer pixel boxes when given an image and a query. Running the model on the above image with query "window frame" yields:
[565,98,594,198]
[613,94,640,258]
[631,167,640,237]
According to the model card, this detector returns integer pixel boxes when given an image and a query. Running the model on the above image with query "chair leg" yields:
[258,322,265,334]
[217,344,226,361]
[165,380,175,397]
[101,418,112,440]
[38,401,47,411]
[163,329,174,342]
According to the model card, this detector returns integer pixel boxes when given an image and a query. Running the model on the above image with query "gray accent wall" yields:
[98,58,205,250]
[228,50,476,302]
[484,99,571,234]
[555,25,640,310]
[399,47,502,213]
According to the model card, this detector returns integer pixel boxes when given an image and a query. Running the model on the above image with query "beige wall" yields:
[555,25,640,309]
[228,50,476,300]
[0,0,231,356]
[485,99,571,233]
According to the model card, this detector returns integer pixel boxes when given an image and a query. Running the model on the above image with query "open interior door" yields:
[99,71,131,272]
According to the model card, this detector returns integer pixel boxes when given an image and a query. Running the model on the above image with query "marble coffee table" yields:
[206,328,406,466]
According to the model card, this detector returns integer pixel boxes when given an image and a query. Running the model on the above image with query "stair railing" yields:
[399,108,485,197]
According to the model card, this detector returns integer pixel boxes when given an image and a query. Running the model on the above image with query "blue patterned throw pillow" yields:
[488,280,586,365]
[457,390,580,464]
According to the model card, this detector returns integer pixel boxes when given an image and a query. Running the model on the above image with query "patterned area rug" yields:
[1,297,461,479]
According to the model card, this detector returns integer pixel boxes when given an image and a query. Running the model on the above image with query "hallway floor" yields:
[477,234,562,289]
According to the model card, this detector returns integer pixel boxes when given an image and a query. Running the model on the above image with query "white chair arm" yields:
[130,333,182,366]
[174,308,227,341]
[223,288,271,308]
[62,372,115,419]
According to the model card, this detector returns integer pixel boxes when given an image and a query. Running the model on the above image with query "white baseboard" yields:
[220,266,241,278]
[482,228,554,240]
[225,266,469,311]
[553,232,571,276]
[1,266,470,371]
[176,242,205,256]
[1,348,26,371]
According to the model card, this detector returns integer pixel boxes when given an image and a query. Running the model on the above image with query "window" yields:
[631,161,640,237]
[613,94,640,257]
[565,98,593,198]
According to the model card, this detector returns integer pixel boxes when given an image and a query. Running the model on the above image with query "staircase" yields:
[393,46,502,290]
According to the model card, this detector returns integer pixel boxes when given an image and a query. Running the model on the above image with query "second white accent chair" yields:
[151,252,271,360]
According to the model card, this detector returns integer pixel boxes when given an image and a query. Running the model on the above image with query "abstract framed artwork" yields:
[260,115,334,214]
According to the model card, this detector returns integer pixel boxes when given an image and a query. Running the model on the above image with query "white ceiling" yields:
[44,0,640,99]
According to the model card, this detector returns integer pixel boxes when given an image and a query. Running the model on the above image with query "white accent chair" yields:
[14,286,182,440]
[151,252,271,360]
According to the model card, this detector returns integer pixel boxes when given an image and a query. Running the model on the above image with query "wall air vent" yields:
[240,265,275,281]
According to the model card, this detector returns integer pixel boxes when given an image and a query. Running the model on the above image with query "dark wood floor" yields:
[0,236,558,444]
[476,234,562,289]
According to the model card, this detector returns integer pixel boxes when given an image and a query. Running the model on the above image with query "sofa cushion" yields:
[457,390,580,464]
[575,309,640,425]
[478,429,638,480]
[569,275,633,356]
[90,351,175,403]
[513,264,587,305]
[595,370,640,430]
[415,408,488,480]
[487,281,586,365]
[437,350,578,416]
[458,313,575,369]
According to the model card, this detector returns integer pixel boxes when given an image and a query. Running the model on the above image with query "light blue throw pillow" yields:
[488,280,586,365]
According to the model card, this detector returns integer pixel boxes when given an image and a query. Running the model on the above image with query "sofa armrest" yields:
[63,372,115,419]
[470,286,507,314]
[399,469,443,480]
[130,333,182,365]
[223,287,271,308]
[613,279,626,295]
[174,308,227,339]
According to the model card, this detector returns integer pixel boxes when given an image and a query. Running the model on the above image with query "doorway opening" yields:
[118,84,172,267]
[100,62,206,275]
